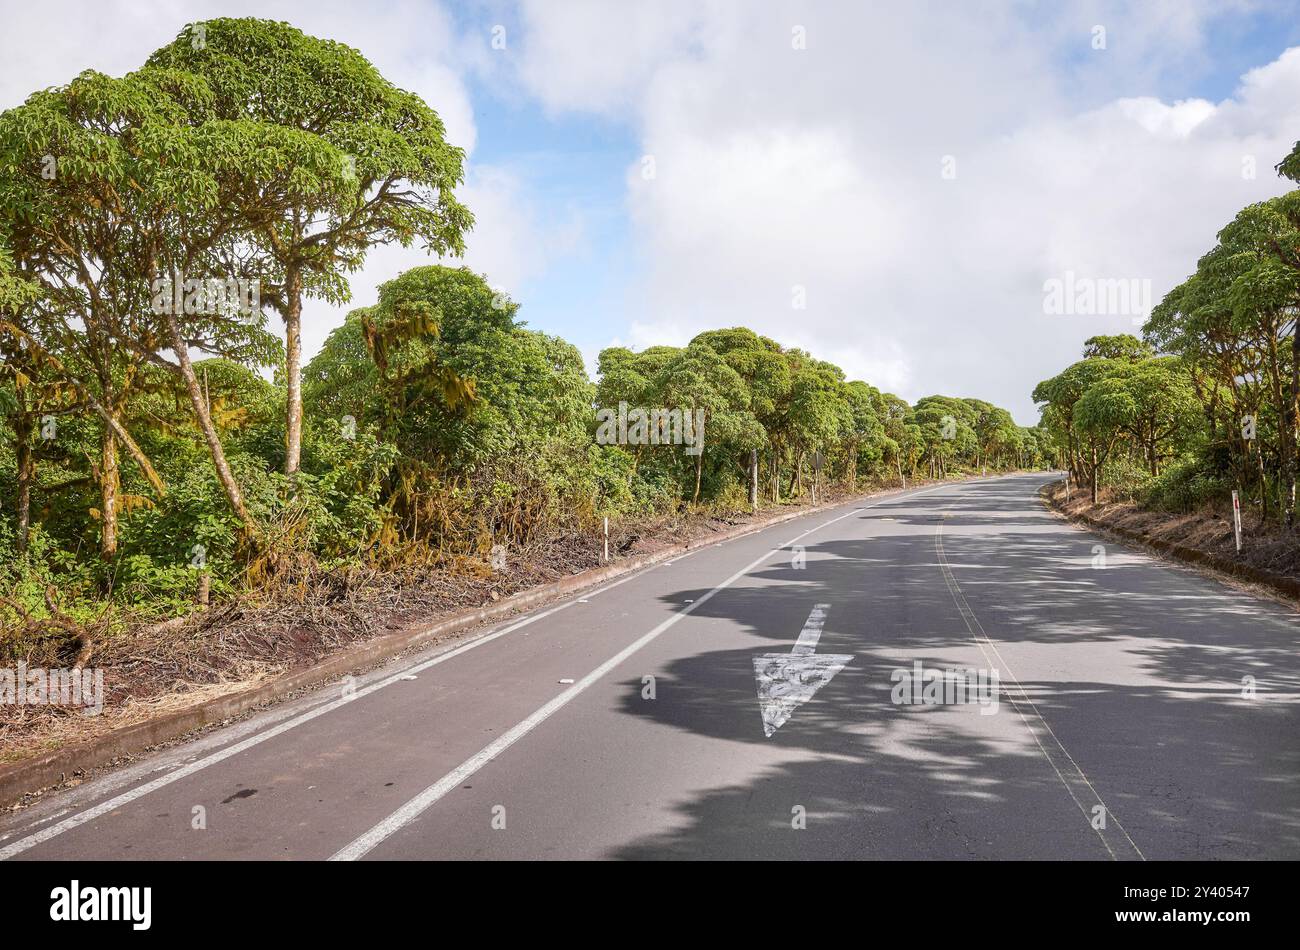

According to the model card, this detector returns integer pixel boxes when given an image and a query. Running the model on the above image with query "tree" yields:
[304,266,595,541]
[841,381,886,488]
[0,63,289,544]
[1034,357,1122,501]
[692,328,790,496]
[1082,334,1154,362]
[913,395,977,479]
[1074,358,1198,478]
[1146,184,1299,523]
[0,243,64,552]
[653,340,761,504]
[0,68,196,556]
[147,18,473,479]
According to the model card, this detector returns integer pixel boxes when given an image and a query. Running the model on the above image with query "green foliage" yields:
[0,16,1043,638]
[1143,454,1232,513]
[1041,142,1298,520]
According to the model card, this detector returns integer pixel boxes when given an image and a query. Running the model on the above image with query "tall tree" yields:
[0,243,65,552]
[147,18,473,479]
[0,69,188,556]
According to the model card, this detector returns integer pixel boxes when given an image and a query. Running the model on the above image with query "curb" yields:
[0,478,959,808]
[1039,480,1300,600]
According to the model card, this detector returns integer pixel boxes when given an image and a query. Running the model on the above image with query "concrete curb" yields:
[0,478,957,808]
[1039,480,1300,600]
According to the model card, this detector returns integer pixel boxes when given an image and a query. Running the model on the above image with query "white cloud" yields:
[513,0,714,117]
[512,0,1300,422]
[1117,98,1217,137]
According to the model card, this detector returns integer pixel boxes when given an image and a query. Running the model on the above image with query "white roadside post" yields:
[603,516,609,562]
[1232,490,1243,552]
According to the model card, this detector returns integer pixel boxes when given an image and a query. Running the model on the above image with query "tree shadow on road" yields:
[608,477,1300,859]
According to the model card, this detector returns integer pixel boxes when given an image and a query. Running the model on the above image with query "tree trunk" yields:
[165,310,258,534]
[1090,443,1099,505]
[1264,329,1288,525]
[749,448,758,509]
[1285,328,1299,527]
[99,422,118,559]
[14,411,32,554]
[67,380,165,496]
[1256,440,1269,521]
[284,263,304,478]
[692,450,703,505]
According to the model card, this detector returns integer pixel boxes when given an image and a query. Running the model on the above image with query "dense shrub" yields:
[1143,455,1232,514]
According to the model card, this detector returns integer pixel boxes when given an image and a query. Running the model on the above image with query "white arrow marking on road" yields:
[753,603,851,737]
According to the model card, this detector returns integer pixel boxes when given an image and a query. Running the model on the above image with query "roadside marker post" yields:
[811,450,824,506]
[604,516,609,561]
[1232,490,1243,552]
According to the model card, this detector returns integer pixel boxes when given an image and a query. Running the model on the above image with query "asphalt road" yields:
[3,473,1297,860]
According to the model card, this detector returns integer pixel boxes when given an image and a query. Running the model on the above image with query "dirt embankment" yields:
[1042,479,1300,597]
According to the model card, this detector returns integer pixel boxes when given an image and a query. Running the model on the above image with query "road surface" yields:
[2,473,1297,860]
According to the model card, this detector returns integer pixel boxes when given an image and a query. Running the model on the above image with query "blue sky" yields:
[467,89,640,361]
[1053,1,1300,103]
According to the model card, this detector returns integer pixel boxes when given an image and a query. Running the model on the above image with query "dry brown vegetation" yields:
[1045,480,1300,584]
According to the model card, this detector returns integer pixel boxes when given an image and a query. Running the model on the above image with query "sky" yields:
[3,0,1300,423]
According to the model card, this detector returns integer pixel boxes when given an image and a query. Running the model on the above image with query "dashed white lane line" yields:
[330,483,953,860]
[934,511,1145,861]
